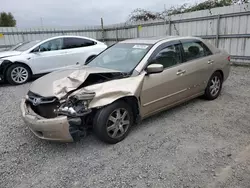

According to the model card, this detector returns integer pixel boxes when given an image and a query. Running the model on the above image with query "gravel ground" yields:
[1,66,250,188]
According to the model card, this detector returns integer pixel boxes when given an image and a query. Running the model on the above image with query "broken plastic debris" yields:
[62,107,69,111]
[68,107,76,114]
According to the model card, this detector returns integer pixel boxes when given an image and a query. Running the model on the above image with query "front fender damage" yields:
[72,73,146,109]
[63,74,146,141]
[27,67,146,142]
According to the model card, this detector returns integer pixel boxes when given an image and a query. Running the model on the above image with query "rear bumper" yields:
[20,99,73,142]
[223,62,231,81]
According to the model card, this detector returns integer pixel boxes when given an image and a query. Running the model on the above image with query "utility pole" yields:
[101,18,105,42]
[40,17,43,28]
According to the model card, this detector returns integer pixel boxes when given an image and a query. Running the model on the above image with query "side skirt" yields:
[141,92,204,120]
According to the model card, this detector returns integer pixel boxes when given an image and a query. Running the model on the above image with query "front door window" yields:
[39,38,63,52]
[150,44,182,69]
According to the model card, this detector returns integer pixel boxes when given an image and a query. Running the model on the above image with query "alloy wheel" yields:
[106,108,130,139]
[209,76,221,97]
[11,66,29,84]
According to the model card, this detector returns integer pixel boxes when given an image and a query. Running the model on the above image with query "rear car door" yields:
[140,41,198,117]
[178,39,215,96]
[29,38,69,74]
[62,37,99,67]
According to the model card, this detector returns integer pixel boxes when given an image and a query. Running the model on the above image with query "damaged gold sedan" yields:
[21,36,230,144]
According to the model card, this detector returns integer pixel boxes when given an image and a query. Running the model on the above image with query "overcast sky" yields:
[1,0,199,27]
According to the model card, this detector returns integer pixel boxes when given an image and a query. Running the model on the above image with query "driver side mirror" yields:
[146,64,164,74]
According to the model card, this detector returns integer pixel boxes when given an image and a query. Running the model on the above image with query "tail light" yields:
[227,56,231,62]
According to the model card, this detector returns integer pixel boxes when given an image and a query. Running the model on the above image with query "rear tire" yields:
[6,64,31,85]
[93,101,134,144]
[204,71,223,100]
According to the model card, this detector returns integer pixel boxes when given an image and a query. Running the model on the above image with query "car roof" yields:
[120,36,201,44]
[35,35,102,44]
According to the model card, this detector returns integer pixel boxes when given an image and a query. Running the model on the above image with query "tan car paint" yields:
[140,56,215,117]
[22,36,230,142]
[20,99,73,142]
[141,65,193,117]
[70,74,145,109]
[140,53,230,118]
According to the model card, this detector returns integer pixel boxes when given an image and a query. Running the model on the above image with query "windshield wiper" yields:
[119,72,130,78]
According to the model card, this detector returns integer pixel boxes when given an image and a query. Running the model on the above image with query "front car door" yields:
[140,41,193,117]
[29,38,68,74]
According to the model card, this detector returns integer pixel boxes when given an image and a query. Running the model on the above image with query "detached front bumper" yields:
[20,99,73,142]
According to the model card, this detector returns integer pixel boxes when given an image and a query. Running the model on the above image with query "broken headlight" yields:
[56,92,95,117]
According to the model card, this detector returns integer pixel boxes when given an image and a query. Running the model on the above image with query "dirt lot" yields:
[1,66,250,188]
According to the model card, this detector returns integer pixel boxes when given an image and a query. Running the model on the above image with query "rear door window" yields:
[63,38,96,49]
[181,40,212,62]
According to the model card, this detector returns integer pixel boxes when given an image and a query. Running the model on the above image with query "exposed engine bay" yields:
[27,72,127,119]
[56,92,95,117]
[79,72,126,88]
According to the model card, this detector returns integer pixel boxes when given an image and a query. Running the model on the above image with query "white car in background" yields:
[0,36,107,85]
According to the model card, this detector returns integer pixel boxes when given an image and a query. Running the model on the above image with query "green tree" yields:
[0,12,16,27]
[128,0,249,22]
[183,0,234,13]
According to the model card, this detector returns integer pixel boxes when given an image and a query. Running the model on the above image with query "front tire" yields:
[93,101,134,144]
[204,72,223,100]
[6,64,31,85]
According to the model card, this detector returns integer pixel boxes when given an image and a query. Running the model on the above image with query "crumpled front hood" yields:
[29,66,121,98]
[0,50,22,58]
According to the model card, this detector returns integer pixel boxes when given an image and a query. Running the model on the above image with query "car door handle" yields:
[208,60,214,64]
[176,70,186,75]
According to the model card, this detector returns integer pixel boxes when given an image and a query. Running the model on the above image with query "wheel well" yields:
[215,70,224,81]
[5,62,33,77]
[118,96,140,124]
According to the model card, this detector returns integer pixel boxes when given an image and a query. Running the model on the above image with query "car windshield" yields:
[14,40,41,51]
[8,43,24,51]
[87,43,152,73]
